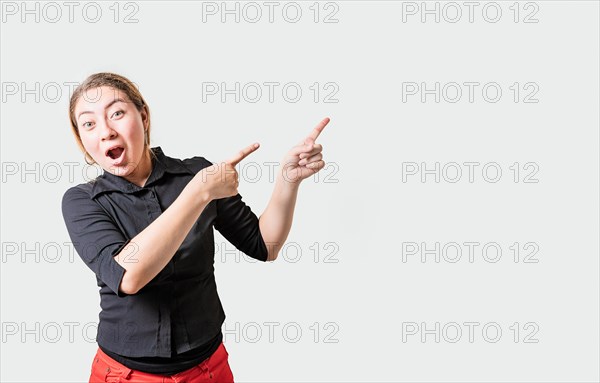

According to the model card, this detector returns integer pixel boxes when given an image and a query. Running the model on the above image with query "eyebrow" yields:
[77,98,127,121]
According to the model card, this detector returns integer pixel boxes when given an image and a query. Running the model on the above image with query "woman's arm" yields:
[115,143,258,294]
[259,173,301,262]
[258,117,330,261]
[114,175,211,295]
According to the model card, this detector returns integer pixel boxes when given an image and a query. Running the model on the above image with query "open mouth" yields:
[106,146,125,160]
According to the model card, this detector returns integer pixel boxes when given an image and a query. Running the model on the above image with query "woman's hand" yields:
[281,117,330,184]
[196,142,260,200]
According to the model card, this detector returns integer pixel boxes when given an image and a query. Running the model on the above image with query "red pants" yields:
[89,342,235,383]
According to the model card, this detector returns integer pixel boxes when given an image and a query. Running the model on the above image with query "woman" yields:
[61,72,329,382]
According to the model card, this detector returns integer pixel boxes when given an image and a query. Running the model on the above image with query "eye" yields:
[112,110,124,118]
[82,121,93,129]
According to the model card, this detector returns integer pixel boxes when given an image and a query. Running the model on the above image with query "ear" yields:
[140,107,149,130]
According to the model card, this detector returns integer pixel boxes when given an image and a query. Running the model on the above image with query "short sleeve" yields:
[61,186,130,297]
[214,193,269,262]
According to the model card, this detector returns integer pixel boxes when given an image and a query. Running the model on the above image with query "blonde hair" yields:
[68,72,155,165]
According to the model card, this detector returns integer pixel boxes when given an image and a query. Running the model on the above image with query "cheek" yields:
[80,134,101,156]
[121,116,144,139]
[79,134,92,149]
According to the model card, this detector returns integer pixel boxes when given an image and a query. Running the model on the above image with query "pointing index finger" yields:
[305,117,330,144]
[226,142,260,166]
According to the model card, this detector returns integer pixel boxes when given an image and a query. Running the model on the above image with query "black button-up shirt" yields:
[61,146,268,371]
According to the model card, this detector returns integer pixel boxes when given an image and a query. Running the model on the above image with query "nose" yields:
[98,119,117,141]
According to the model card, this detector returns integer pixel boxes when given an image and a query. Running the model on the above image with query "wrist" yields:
[189,175,213,205]
[277,169,301,191]
[278,162,302,187]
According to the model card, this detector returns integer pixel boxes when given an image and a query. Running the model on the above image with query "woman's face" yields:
[74,86,149,179]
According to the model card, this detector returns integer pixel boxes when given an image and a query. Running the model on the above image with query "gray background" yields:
[1,0,599,381]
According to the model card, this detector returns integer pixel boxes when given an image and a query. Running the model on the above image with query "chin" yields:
[106,163,135,177]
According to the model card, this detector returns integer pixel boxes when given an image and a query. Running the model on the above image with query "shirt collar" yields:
[91,146,194,198]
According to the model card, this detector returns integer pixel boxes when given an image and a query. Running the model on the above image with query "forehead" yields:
[75,86,130,114]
